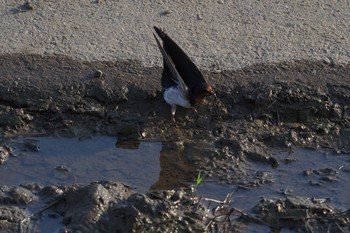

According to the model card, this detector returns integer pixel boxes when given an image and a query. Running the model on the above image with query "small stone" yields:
[290,130,298,143]
[330,103,342,119]
[50,37,58,45]
[19,1,34,11]
[323,57,331,65]
[197,14,203,20]
[218,0,224,4]
[171,190,185,202]
[0,146,10,165]
[303,169,312,176]
[93,69,103,78]
[22,113,33,121]
[11,187,38,204]
[41,185,64,196]
[55,165,70,173]
[23,141,40,152]
[161,10,171,16]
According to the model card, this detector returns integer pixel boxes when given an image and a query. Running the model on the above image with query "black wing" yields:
[161,59,177,89]
[153,33,189,97]
[153,26,207,90]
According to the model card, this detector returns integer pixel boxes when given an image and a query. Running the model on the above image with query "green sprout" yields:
[195,171,205,188]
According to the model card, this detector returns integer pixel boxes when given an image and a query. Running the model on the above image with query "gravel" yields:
[1,0,349,70]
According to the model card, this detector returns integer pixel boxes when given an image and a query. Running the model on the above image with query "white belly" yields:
[164,87,191,108]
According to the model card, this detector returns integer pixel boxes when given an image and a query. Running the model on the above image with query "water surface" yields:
[0,136,162,192]
[198,148,350,211]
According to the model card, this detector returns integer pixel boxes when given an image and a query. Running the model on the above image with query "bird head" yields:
[191,83,216,105]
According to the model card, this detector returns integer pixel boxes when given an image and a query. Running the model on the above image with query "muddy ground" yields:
[0,54,350,232]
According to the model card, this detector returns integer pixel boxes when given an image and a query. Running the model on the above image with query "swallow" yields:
[153,26,215,121]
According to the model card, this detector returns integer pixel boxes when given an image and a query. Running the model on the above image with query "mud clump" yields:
[2,182,349,232]
[252,196,350,232]
[0,182,230,233]
[61,182,132,232]
[0,206,29,232]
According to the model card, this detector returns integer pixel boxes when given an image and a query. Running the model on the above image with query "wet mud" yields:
[0,53,350,232]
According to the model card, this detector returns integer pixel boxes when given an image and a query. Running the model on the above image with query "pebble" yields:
[323,57,331,65]
[50,37,58,45]
[21,1,34,11]
[93,69,103,78]
[162,10,171,16]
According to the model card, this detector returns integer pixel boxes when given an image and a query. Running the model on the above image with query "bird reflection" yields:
[150,142,194,190]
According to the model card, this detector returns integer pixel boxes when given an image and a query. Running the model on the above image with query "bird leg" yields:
[171,104,177,122]
[191,107,200,121]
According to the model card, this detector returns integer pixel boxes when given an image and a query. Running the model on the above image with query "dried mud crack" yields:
[0,53,350,232]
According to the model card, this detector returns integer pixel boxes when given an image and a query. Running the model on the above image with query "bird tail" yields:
[153,26,166,40]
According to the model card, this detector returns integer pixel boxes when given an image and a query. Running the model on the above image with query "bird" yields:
[153,26,215,121]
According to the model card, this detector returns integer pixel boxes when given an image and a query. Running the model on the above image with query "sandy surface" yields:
[1,0,349,70]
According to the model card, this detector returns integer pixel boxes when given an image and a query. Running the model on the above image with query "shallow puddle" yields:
[0,136,196,232]
[1,137,350,232]
[0,136,163,193]
[198,148,350,212]
[1,137,349,209]
[0,136,197,193]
